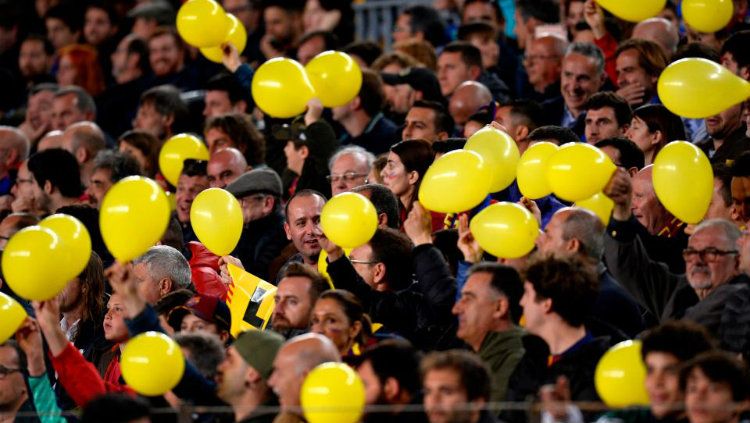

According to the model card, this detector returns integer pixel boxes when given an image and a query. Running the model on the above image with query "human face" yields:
[56,54,77,86]
[84,7,114,46]
[349,244,380,290]
[381,152,415,199]
[706,178,733,222]
[519,281,546,334]
[284,141,306,175]
[297,35,325,66]
[625,116,659,159]
[706,104,743,141]
[0,345,26,411]
[524,38,563,90]
[468,34,500,70]
[392,14,412,43]
[310,297,358,355]
[223,0,256,31]
[272,276,314,332]
[685,368,738,423]
[644,352,682,419]
[437,51,473,97]
[207,154,244,189]
[382,63,415,114]
[46,17,77,50]
[403,107,441,142]
[330,153,369,196]
[452,271,501,350]
[731,176,750,224]
[283,194,325,263]
[585,107,624,144]
[535,212,572,258]
[684,227,739,292]
[423,368,472,423]
[149,34,183,77]
[264,6,294,43]
[119,141,149,173]
[203,91,234,118]
[57,277,82,313]
[133,262,163,305]
[103,293,129,341]
[133,102,168,140]
[566,1,585,33]
[239,194,271,223]
[180,313,220,335]
[632,172,666,235]
[86,167,112,208]
[13,162,38,213]
[26,89,55,131]
[175,173,209,223]
[52,93,87,131]
[358,359,384,406]
[561,53,604,115]
[268,344,305,408]
[616,49,657,98]
[19,39,50,79]
[205,128,236,156]
[216,346,250,403]
[462,1,498,25]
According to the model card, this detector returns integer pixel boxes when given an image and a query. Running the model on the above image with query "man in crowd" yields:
[261,0,305,58]
[583,92,632,144]
[175,158,209,244]
[208,148,247,189]
[61,121,106,187]
[51,86,97,131]
[132,245,193,305]
[133,85,189,141]
[270,263,329,338]
[403,100,454,143]
[203,73,249,119]
[615,39,667,108]
[448,81,493,129]
[494,100,544,154]
[523,36,568,103]
[14,148,82,216]
[328,146,374,196]
[283,189,326,269]
[86,150,141,208]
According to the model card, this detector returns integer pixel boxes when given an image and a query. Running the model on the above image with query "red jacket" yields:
[188,241,228,300]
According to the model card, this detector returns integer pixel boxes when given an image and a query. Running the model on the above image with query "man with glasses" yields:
[0,341,32,422]
[522,36,567,103]
[327,146,374,196]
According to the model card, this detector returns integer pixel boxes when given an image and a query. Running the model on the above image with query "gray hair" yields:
[55,85,97,117]
[565,42,605,76]
[0,126,30,163]
[562,208,606,260]
[328,145,375,172]
[133,245,192,290]
[693,219,741,249]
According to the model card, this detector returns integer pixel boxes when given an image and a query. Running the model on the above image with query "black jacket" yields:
[232,210,290,282]
[696,126,750,166]
[541,96,585,139]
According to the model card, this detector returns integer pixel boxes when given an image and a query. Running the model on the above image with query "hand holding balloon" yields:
[404,202,433,246]
[457,213,483,263]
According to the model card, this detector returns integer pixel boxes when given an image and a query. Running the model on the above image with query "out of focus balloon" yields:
[464,126,520,193]
[320,193,378,248]
[301,362,365,423]
[252,58,315,118]
[39,214,92,281]
[121,332,185,396]
[653,141,713,224]
[658,58,750,119]
[517,142,558,199]
[176,0,230,48]
[595,340,649,407]
[305,51,363,108]
[575,193,614,225]
[596,0,666,22]
[200,14,247,63]
[2,226,70,300]
[0,292,26,343]
[100,177,171,262]
[419,150,492,213]
[470,202,539,259]
[159,134,210,187]
[682,0,733,33]
[190,188,243,256]
[546,143,616,202]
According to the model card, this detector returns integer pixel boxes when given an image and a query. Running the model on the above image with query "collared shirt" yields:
[561,104,578,129]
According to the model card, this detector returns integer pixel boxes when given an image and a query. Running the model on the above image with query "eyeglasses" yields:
[349,259,379,265]
[682,247,738,262]
[326,172,368,184]
[0,365,21,379]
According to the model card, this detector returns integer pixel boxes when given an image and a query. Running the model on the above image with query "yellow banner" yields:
[226,264,277,337]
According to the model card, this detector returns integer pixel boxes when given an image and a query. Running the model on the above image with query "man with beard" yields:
[697,103,749,166]
[270,263,328,338]
[132,85,189,141]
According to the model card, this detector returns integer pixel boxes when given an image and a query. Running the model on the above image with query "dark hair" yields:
[22,34,55,56]
[615,39,668,78]
[56,204,113,266]
[527,125,580,145]
[261,0,305,13]
[175,331,225,379]
[523,256,599,327]
[181,158,208,177]
[432,138,467,155]
[139,85,189,129]
[27,148,83,198]
[125,35,151,74]
[679,351,750,402]
[358,69,386,117]
[319,290,372,344]
[204,113,265,166]
[342,41,383,67]
[457,21,497,41]
[278,262,330,304]
[205,72,250,106]
[402,5,448,47]
[55,85,96,117]
[352,184,400,230]
[632,104,686,158]
[390,139,434,212]
[117,130,160,177]
[0,340,27,377]
[153,288,194,315]
[85,2,119,28]
[463,0,505,24]
[515,0,559,23]
[359,339,422,398]
[421,350,491,402]
[45,3,83,32]
[92,150,142,182]
[641,320,716,363]
[367,228,414,291]
[159,215,185,256]
[466,109,494,126]
[505,99,544,131]
[298,30,340,52]
[712,163,733,208]
[467,263,523,324]
[673,42,721,63]
[76,251,106,324]
[413,100,455,136]
[81,393,150,423]
[442,41,483,70]
[731,152,750,177]
[720,30,750,71]
[594,137,645,170]
[284,189,327,221]
[584,92,632,127]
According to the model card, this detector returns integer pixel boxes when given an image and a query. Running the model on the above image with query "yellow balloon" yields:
[596,0,666,22]
[305,51,363,108]
[546,143,616,202]
[159,134,210,186]
[100,177,171,262]
[683,0,733,33]
[2,226,72,300]
[595,340,650,407]
[252,58,315,118]
[464,126,520,193]
[469,202,539,259]
[653,141,713,224]
[0,292,27,344]
[121,331,185,396]
[39,214,92,281]
[321,192,378,249]
[176,0,231,48]
[200,14,247,63]
[575,193,614,225]
[302,362,365,423]
[419,150,492,213]
[517,142,559,199]
[190,188,243,256]
[658,58,750,119]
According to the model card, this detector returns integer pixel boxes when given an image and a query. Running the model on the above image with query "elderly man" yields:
[328,146,374,196]
[631,18,680,59]
[132,245,193,305]
[60,121,106,186]
[0,127,30,201]
[523,36,568,103]
[51,86,97,131]
[207,147,247,189]
[448,81,493,129]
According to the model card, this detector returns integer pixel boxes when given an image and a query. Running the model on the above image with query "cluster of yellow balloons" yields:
[301,363,365,423]
[595,340,649,407]
[190,188,243,256]
[176,0,246,63]
[252,51,363,118]
[0,292,26,344]
[653,142,713,224]
[320,192,378,248]
[121,331,185,396]
[159,134,210,187]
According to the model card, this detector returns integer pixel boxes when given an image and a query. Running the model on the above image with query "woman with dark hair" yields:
[310,289,372,357]
[626,104,686,165]
[204,113,266,167]
[282,119,339,199]
[118,130,160,178]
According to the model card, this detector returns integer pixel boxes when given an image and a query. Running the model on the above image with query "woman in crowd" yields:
[310,289,372,358]
[56,44,105,96]
[117,130,160,178]
[625,104,686,165]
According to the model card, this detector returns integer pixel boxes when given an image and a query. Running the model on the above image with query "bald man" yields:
[0,127,31,194]
[524,36,568,102]
[61,121,106,186]
[448,81,493,128]
[207,147,248,189]
[36,130,65,151]
[632,18,679,59]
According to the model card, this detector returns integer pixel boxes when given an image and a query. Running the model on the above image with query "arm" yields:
[584,0,618,85]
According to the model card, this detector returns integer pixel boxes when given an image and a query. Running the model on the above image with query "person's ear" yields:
[407,170,419,185]
[469,65,482,80]
[245,366,262,388]
[516,125,529,142]
[372,262,386,284]
[348,320,362,343]
[159,278,173,296]
[383,377,401,402]
[284,222,292,240]
[164,113,175,130]
[262,196,274,214]
[493,296,509,320]
[43,179,53,195]
[299,145,309,160]
[651,130,663,146]
[75,147,88,164]
[377,212,388,227]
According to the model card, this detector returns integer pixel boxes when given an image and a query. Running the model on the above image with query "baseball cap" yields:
[232,330,285,380]
[168,294,231,334]
[381,67,444,104]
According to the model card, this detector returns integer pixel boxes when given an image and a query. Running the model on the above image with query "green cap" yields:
[232,330,285,380]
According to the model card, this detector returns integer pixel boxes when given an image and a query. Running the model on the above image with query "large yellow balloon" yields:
[658,58,750,119]
[653,141,713,224]
[595,340,649,407]
[159,134,210,187]
[683,0,733,33]
[596,0,666,22]
[0,292,26,343]
[176,0,231,48]
[470,202,539,259]
[252,58,315,118]
[190,188,243,256]
[200,13,247,63]
[464,126,520,193]
[121,331,185,396]
[517,142,559,199]
[100,177,171,262]
[320,192,378,248]
[419,150,492,213]
[302,362,365,423]
[305,51,363,108]
[546,143,616,202]
[2,226,72,300]
[39,214,92,281]
[575,193,614,225]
